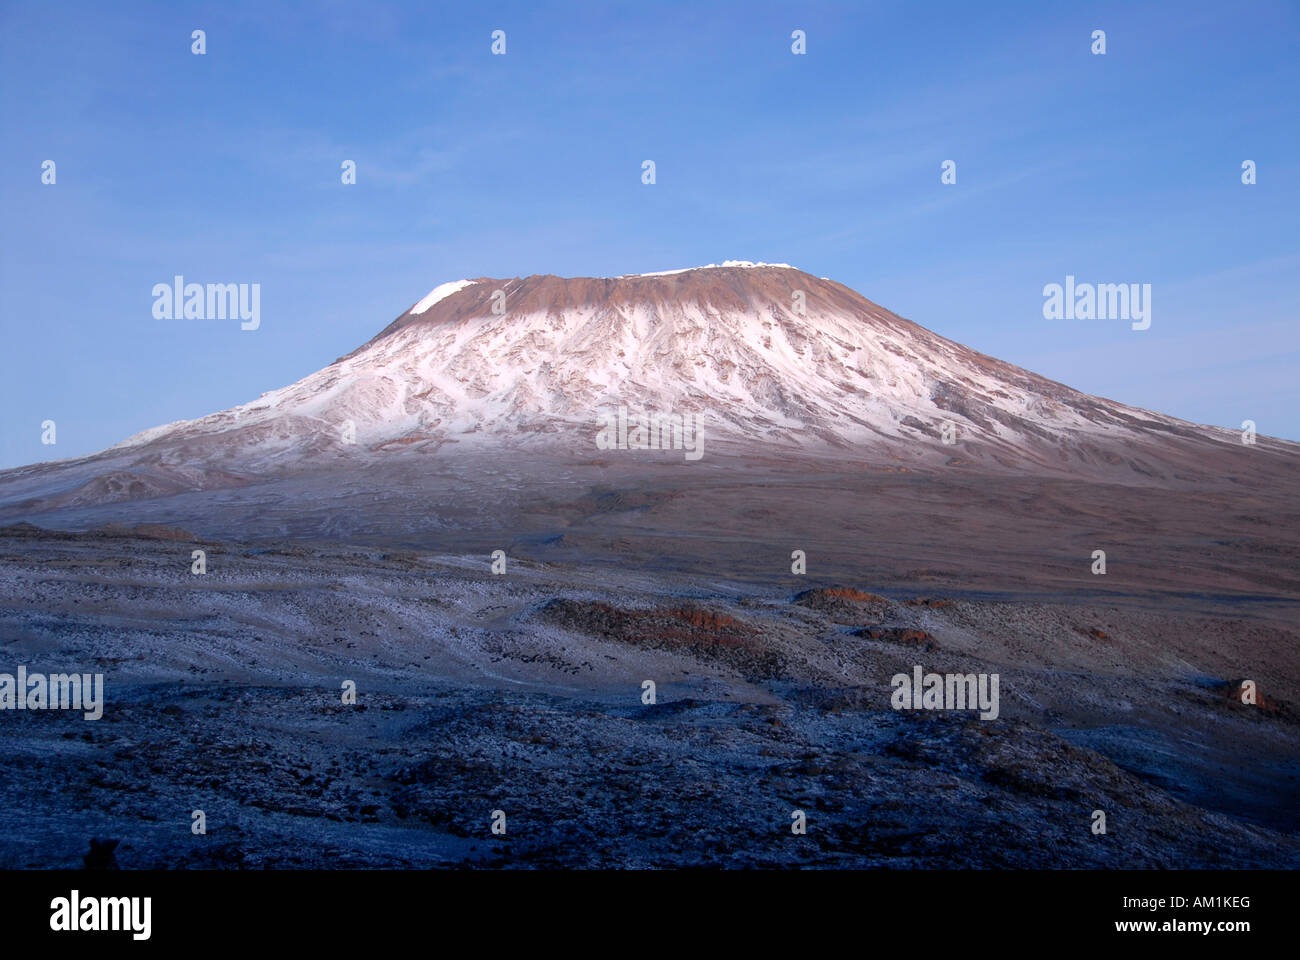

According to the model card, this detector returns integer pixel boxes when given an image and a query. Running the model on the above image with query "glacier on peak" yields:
[410,279,477,315]
[616,261,797,278]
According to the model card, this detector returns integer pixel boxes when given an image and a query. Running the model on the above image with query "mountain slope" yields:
[1,262,1295,529]
[84,265,1288,465]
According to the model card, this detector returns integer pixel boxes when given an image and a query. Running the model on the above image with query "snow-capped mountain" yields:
[102,263,1261,467]
[1,262,1294,528]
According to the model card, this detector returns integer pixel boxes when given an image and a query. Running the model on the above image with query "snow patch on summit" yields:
[617,261,797,278]
[410,279,476,315]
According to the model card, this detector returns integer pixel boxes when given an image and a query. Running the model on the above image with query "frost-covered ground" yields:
[0,526,1296,869]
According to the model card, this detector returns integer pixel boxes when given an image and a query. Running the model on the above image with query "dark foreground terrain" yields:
[1,504,1296,868]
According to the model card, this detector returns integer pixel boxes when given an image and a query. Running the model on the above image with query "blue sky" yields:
[2,0,1297,468]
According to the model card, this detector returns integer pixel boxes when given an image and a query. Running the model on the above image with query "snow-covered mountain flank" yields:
[102,264,1280,464]
[1,262,1295,527]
